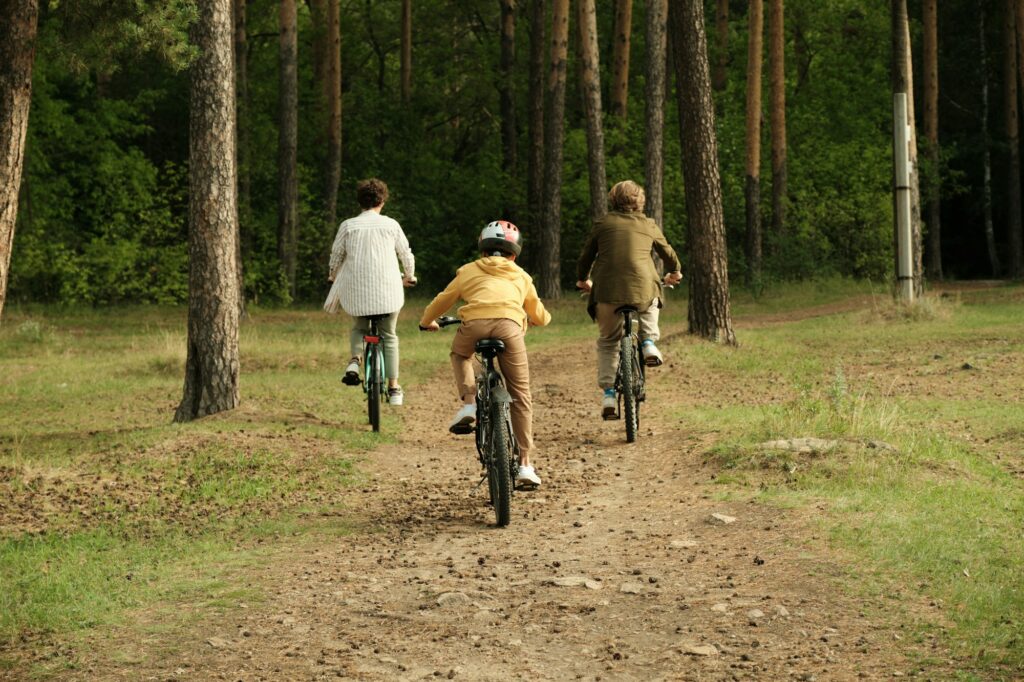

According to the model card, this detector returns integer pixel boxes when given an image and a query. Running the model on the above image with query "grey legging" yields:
[350,312,400,380]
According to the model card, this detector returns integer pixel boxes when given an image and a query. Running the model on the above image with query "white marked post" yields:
[893,93,915,303]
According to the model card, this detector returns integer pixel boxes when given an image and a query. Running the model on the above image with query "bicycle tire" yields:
[489,399,513,527]
[621,334,639,443]
[367,345,381,432]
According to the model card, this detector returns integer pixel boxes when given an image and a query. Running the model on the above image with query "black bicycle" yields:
[424,316,518,527]
[360,314,390,432]
[605,305,646,443]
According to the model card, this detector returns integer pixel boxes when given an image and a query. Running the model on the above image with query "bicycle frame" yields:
[473,349,518,466]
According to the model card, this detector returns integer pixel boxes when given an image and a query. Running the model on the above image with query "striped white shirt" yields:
[324,210,415,316]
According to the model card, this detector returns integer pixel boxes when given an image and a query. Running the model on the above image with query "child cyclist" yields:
[576,180,683,417]
[324,178,417,405]
[420,221,551,488]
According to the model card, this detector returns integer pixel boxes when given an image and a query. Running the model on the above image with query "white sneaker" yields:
[388,387,404,406]
[602,392,617,418]
[516,465,541,488]
[342,359,361,385]
[449,404,476,434]
[642,340,664,367]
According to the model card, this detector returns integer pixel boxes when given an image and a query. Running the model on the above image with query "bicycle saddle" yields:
[475,339,505,353]
[363,313,391,322]
[614,305,639,314]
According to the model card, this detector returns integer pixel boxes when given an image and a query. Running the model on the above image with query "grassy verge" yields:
[665,283,1024,674]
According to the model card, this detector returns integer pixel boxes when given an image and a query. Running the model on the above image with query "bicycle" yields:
[604,305,646,443]
[423,315,519,527]
[357,313,391,433]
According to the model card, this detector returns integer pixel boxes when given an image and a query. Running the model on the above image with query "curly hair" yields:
[608,180,646,213]
[356,178,389,209]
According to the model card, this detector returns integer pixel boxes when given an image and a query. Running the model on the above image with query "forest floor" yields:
[1,281,1022,681]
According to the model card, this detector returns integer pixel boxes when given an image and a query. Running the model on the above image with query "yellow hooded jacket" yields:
[420,256,551,329]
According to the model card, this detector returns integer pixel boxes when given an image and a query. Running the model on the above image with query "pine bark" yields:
[670,0,736,345]
[400,0,412,102]
[744,0,764,290]
[610,0,633,118]
[980,7,1001,276]
[712,0,729,91]
[1007,0,1022,279]
[527,0,546,236]
[0,0,38,323]
[644,0,667,231]
[175,0,241,422]
[499,0,517,190]
[922,0,941,279]
[233,0,248,316]
[577,0,607,221]
[539,0,569,298]
[278,0,298,298]
[324,0,342,229]
[769,0,787,242]
[309,0,327,85]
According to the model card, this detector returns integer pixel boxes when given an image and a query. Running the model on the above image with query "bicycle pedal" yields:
[449,423,475,435]
[602,413,620,421]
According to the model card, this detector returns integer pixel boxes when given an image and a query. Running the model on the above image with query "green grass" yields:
[671,283,1024,673]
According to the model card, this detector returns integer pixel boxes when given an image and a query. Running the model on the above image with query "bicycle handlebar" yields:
[419,315,460,331]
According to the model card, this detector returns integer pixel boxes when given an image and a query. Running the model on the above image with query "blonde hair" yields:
[608,180,646,213]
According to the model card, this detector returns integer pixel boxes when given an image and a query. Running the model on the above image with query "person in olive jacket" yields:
[576,180,683,417]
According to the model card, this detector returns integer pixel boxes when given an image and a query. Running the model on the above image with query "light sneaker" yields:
[342,358,361,385]
[602,389,617,419]
[642,340,664,367]
[388,387,404,406]
[515,465,541,488]
[449,403,476,434]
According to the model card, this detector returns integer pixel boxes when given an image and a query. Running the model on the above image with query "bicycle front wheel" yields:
[367,346,382,432]
[488,400,513,527]
[620,334,639,443]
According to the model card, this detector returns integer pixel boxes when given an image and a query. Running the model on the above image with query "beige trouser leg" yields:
[450,318,535,464]
[595,299,661,389]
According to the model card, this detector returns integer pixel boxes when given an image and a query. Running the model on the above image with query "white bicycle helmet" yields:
[479,220,522,257]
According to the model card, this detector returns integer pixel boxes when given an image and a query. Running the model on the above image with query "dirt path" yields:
[61,313,950,681]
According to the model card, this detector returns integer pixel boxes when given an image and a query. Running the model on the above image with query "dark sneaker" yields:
[342,359,361,386]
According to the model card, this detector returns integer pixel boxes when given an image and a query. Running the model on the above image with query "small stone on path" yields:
[547,576,602,590]
[206,637,232,649]
[708,513,737,525]
[619,582,644,594]
[669,539,698,549]
[710,603,729,613]
[436,592,473,609]
[680,643,719,656]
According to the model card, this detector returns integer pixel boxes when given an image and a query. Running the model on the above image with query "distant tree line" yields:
[4,0,1024,318]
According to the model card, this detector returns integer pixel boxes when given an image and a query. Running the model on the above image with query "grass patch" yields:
[669,283,1024,673]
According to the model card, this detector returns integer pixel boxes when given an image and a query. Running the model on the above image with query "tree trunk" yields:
[400,0,412,102]
[539,0,569,298]
[769,0,787,243]
[324,0,342,230]
[175,0,241,422]
[577,0,607,221]
[0,0,38,323]
[278,0,298,299]
[744,0,764,290]
[713,0,728,91]
[670,0,736,345]
[980,7,1001,277]
[903,9,924,296]
[1013,0,1024,277]
[527,0,546,240]
[892,0,923,296]
[233,0,248,317]
[499,0,517,208]
[1006,0,1022,279]
[610,0,633,118]
[645,0,667,232]
[922,0,941,279]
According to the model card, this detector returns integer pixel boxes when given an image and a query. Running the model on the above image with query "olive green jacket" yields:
[576,211,681,317]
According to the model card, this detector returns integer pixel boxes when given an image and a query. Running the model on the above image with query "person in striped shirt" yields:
[324,178,417,405]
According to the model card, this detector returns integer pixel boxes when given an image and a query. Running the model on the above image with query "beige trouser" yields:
[595,299,660,389]
[450,318,534,461]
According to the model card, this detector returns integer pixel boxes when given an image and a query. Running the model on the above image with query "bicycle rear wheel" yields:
[488,400,513,527]
[367,345,381,432]
[620,334,639,443]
